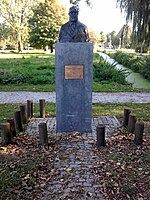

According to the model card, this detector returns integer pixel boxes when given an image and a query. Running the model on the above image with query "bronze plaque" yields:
[65,65,84,79]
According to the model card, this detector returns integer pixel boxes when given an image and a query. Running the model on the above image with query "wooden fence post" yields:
[14,110,23,132]
[1,122,11,145]
[39,99,46,118]
[123,107,131,127]
[96,125,106,147]
[27,100,33,121]
[7,119,16,137]
[134,121,144,145]
[128,113,137,133]
[38,122,48,146]
[20,104,27,124]
[31,101,33,118]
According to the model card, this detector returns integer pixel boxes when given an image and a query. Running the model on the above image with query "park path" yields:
[26,116,120,200]
[0,91,150,104]
[40,131,105,200]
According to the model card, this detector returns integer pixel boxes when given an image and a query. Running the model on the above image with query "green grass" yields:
[1,51,149,92]
[0,84,56,92]
[1,82,149,92]
[92,82,149,92]
[0,103,150,125]
[0,52,55,85]
[92,103,150,121]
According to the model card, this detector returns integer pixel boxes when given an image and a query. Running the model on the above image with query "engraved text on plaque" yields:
[65,65,84,79]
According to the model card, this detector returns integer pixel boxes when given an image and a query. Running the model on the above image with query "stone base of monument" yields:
[55,42,93,133]
[25,116,121,138]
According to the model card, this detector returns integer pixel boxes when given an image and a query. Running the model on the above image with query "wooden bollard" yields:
[7,119,16,137]
[31,101,33,118]
[14,110,23,132]
[38,122,48,146]
[128,113,137,133]
[134,121,144,145]
[39,99,46,118]
[20,104,27,124]
[123,107,131,127]
[27,100,33,121]
[96,125,106,147]
[1,122,11,145]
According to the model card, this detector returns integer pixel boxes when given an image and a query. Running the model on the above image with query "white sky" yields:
[61,0,127,34]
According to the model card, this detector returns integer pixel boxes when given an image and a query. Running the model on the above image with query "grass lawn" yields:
[0,51,149,92]
[1,82,149,92]
[0,102,150,125]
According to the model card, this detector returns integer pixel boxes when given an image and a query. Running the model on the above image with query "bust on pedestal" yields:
[55,6,93,133]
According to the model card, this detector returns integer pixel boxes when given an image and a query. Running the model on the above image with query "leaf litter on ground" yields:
[0,127,150,200]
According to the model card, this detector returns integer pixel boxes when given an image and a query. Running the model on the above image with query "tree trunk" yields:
[18,40,23,52]
[50,44,53,53]
[18,34,23,52]
[44,46,48,51]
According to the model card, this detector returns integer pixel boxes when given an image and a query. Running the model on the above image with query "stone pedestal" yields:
[55,42,93,133]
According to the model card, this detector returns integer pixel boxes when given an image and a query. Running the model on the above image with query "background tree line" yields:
[0,0,67,52]
[0,0,149,52]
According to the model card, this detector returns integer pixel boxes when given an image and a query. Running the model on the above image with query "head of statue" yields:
[69,6,79,22]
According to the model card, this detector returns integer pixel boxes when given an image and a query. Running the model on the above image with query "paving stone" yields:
[83,182,92,187]
[26,116,122,200]
[26,116,120,137]
[79,179,86,182]
[68,182,74,187]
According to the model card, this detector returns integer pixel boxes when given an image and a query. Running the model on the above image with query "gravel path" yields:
[0,91,150,104]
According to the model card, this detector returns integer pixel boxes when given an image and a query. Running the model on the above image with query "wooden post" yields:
[1,122,11,145]
[128,113,137,133]
[123,107,131,127]
[134,121,144,145]
[39,99,46,118]
[38,122,48,146]
[14,110,23,132]
[7,119,16,137]
[27,100,33,121]
[20,104,27,124]
[31,101,33,118]
[96,125,106,147]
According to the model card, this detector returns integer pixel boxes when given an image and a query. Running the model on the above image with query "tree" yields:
[99,31,106,48]
[116,0,150,52]
[70,0,91,6]
[88,29,100,45]
[0,22,9,47]
[117,24,132,48]
[0,0,42,52]
[29,0,68,52]
[106,31,118,48]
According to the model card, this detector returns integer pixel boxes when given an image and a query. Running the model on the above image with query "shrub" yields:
[111,52,150,80]
[141,56,150,80]
[93,54,128,85]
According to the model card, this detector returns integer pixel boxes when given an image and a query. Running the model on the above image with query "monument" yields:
[55,6,93,133]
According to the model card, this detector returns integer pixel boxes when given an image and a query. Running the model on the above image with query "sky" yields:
[61,0,127,34]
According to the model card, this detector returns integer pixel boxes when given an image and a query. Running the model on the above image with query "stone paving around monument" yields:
[26,116,120,137]
[25,116,120,199]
